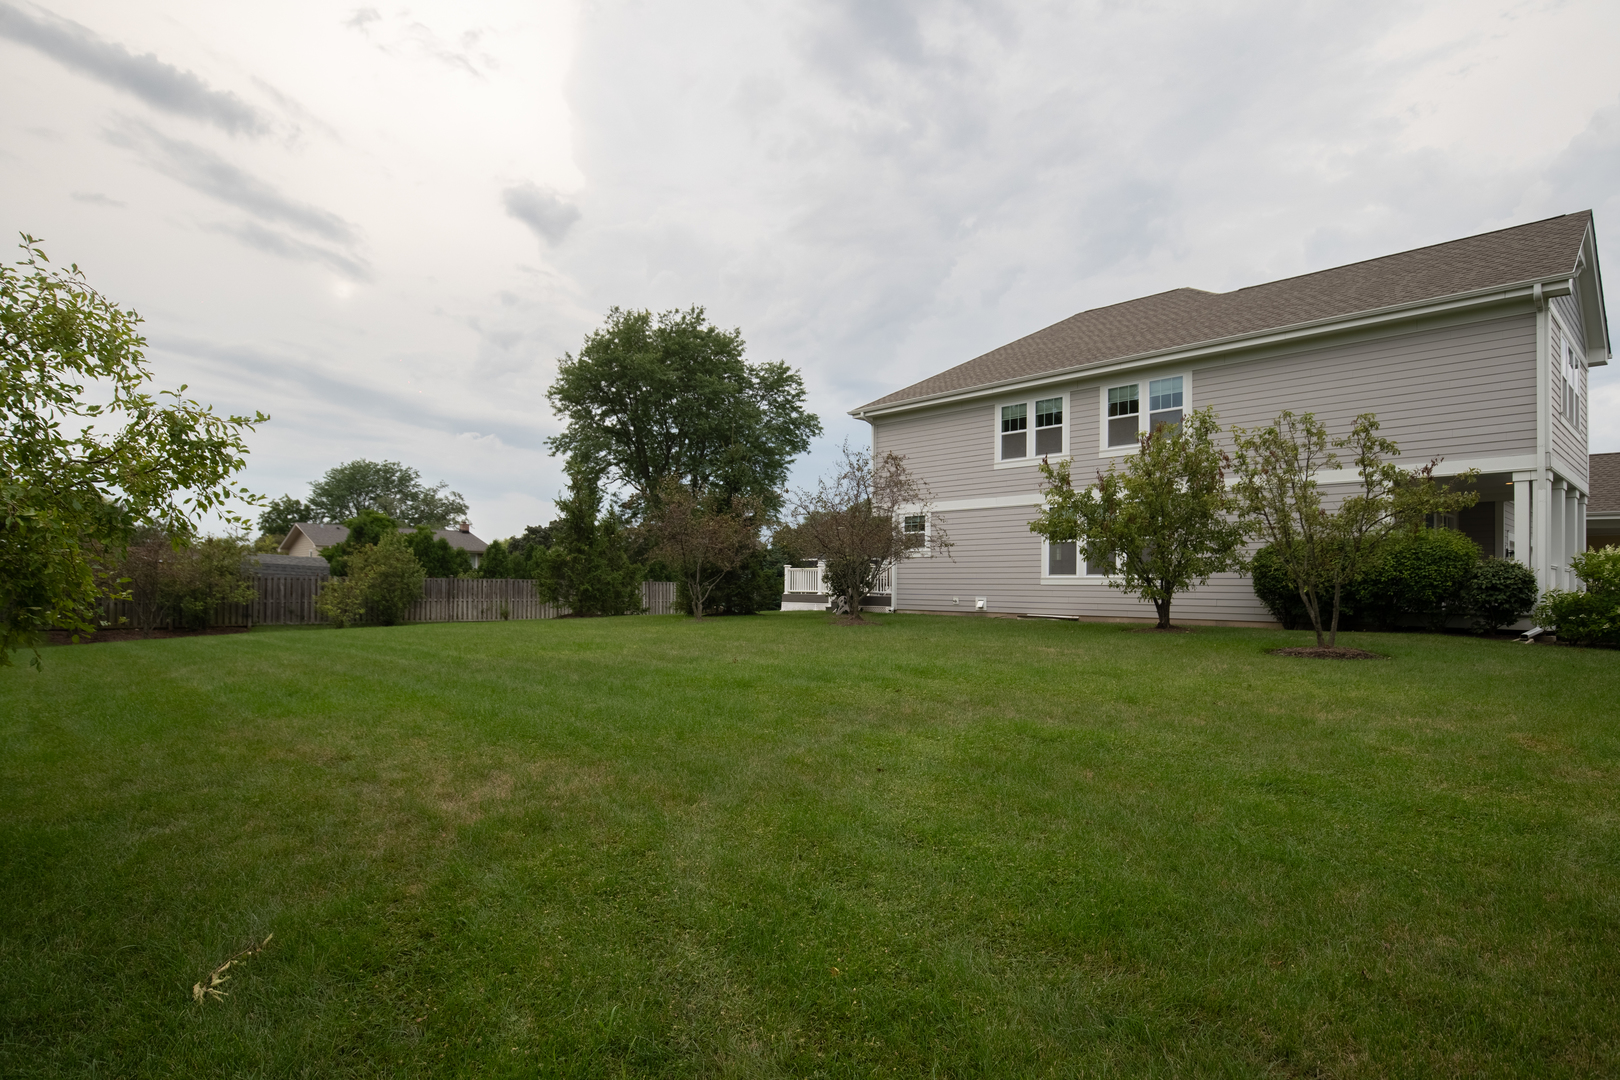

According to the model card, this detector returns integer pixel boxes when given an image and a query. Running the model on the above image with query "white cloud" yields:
[1,0,1616,543]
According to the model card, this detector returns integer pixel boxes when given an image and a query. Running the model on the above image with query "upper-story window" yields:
[1104,373,1188,450]
[1035,397,1063,455]
[997,392,1067,463]
[1000,403,1027,459]
[1563,336,1581,425]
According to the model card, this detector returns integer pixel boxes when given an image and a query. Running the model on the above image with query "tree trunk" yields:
[1328,579,1342,647]
[1300,585,1325,647]
[1154,596,1171,630]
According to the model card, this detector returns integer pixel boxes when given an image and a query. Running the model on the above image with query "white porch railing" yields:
[783,564,891,596]
[784,565,822,594]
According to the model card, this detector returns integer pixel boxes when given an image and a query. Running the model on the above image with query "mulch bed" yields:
[1268,646,1387,660]
[1129,626,1194,634]
[41,626,252,646]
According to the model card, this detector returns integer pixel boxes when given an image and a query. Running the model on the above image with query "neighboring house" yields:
[842,212,1608,625]
[248,553,331,578]
[279,521,489,569]
[1589,452,1620,551]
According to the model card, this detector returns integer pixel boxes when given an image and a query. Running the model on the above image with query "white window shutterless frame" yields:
[1040,538,1115,581]
[995,392,1069,466]
[1099,371,1190,454]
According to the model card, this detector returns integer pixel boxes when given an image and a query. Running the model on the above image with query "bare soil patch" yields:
[1268,646,1387,660]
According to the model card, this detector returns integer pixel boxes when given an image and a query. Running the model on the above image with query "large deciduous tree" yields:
[1029,407,1242,630]
[2,236,265,663]
[305,459,469,529]
[545,306,821,515]
[780,443,948,622]
[1229,411,1478,647]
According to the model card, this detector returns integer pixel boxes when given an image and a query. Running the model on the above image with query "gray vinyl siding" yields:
[1549,313,1590,489]
[875,311,1538,506]
[894,504,1277,624]
[872,310,1539,625]
[1552,293,1585,353]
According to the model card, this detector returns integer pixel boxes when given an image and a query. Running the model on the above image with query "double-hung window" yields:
[998,393,1066,462]
[1105,373,1187,450]
[902,513,930,556]
[1001,403,1028,459]
[1034,397,1063,455]
[1106,385,1139,447]
[1044,539,1115,579]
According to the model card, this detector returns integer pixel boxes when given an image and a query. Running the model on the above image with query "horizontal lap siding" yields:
[874,314,1540,627]
[1549,308,1590,489]
[895,505,1275,624]
[875,314,1538,509]
[1192,314,1537,463]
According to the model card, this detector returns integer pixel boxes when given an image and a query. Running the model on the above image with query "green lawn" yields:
[1,614,1617,1078]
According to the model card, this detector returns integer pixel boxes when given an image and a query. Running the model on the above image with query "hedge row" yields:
[1250,529,1537,634]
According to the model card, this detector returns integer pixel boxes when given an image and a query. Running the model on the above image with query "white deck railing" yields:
[783,564,890,595]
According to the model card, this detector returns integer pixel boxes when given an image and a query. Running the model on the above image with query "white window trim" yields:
[992,390,1071,469]
[899,509,933,557]
[1098,369,1193,457]
[1038,537,1114,584]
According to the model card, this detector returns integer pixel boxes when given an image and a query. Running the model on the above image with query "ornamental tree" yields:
[1229,410,1477,647]
[638,474,763,618]
[1,236,265,663]
[1029,406,1242,630]
[779,442,949,621]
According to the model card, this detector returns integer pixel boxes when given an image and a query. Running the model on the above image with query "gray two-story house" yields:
[850,212,1608,624]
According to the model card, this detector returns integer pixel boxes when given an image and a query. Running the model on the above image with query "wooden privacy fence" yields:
[101,578,680,629]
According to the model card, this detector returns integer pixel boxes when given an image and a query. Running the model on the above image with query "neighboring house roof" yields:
[248,553,331,578]
[282,522,350,551]
[1590,452,1620,514]
[278,522,489,555]
[857,211,1600,413]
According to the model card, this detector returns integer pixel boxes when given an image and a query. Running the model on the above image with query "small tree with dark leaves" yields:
[639,475,762,618]
[780,443,949,621]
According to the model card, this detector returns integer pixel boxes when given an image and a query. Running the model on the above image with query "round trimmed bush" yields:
[1358,528,1480,629]
[1463,558,1538,633]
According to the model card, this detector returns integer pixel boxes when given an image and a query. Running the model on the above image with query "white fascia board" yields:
[851,278,1572,420]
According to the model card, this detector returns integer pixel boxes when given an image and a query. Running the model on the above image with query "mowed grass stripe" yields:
[1,614,1616,1077]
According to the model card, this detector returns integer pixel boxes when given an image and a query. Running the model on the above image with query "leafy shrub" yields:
[1533,546,1620,646]
[314,578,366,628]
[321,509,399,576]
[1358,528,1480,629]
[115,533,254,631]
[315,532,426,627]
[405,526,474,577]
[1463,559,1538,633]
[1248,542,1361,630]
[1572,546,1620,596]
[350,533,427,625]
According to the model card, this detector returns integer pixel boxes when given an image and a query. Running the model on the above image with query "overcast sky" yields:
[4,0,1618,539]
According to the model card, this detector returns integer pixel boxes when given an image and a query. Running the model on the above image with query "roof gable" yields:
[858,212,1596,412]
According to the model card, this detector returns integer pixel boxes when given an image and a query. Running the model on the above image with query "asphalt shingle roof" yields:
[287,522,488,553]
[1591,452,1620,513]
[858,212,1595,412]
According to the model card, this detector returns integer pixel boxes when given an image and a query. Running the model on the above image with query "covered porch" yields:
[780,563,893,612]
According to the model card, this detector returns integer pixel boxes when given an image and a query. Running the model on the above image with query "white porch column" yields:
[1561,488,1574,586]
[1512,472,1532,566]
[1577,492,1588,562]
[1532,475,1553,592]
[1551,479,1568,590]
